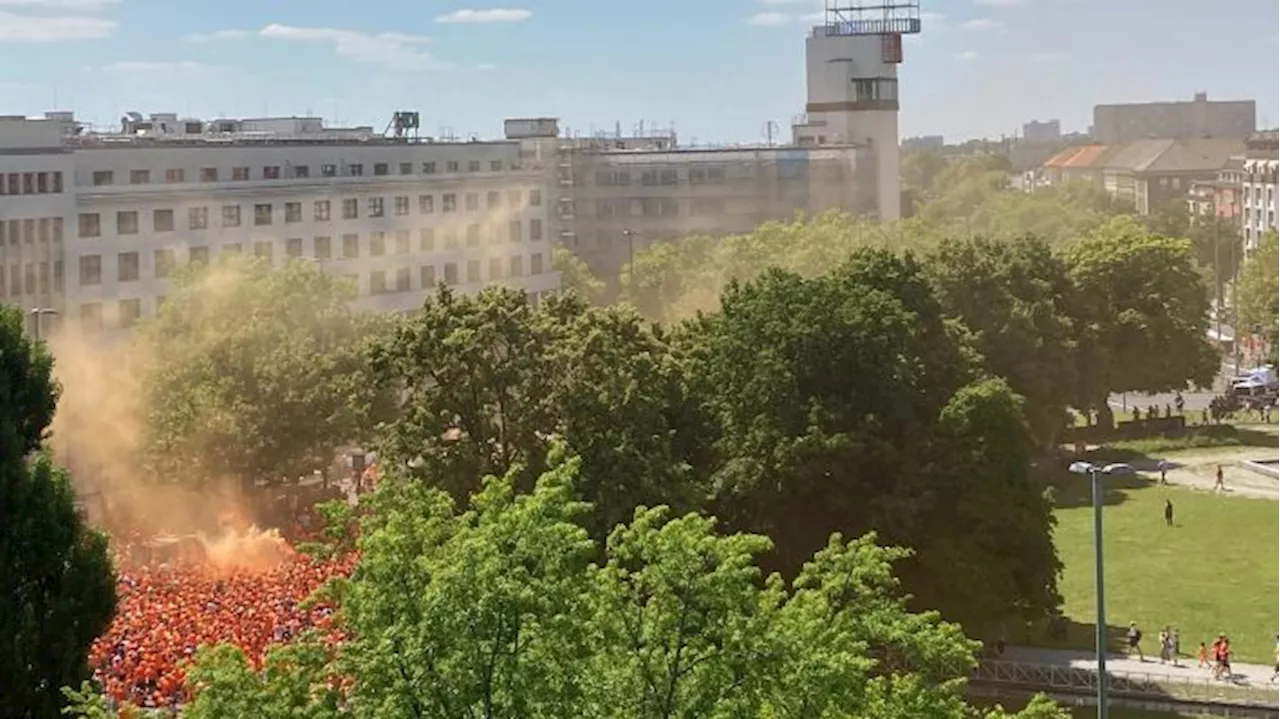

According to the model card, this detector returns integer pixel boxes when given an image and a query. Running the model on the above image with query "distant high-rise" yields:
[790,1,923,221]
[1092,92,1256,144]
[1022,119,1061,143]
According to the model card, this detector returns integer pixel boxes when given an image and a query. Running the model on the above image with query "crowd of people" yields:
[88,550,356,710]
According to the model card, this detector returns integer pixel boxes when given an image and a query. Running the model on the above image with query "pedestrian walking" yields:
[1164,498,1174,526]
[1214,465,1225,491]
[1127,622,1145,661]
[1158,627,1170,663]
[1198,641,1209,668]
[1158,459,1169,484]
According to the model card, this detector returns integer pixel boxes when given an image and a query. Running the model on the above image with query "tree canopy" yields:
[0,304,117,719]
[1237,230,1279,356]
[135,256,392,487]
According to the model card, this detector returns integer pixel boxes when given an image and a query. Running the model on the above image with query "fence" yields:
[972,659,1280,707]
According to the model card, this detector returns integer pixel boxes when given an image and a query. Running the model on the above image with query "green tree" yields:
[552,245,607,305]
[686,250,1062,632]
[1145,200,1243,290]
[1236,230,1278,355]
[1066,216,1219,426]
[371,286,708,541]
[135,256,391,488]
[181,637,345,719]
[926,235,1078,447]
[0,305,117,719]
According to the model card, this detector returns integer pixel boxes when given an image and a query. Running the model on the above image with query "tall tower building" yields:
[792,1,922,221]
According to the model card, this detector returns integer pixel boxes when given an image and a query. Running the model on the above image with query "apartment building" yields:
[0,112,561,340]
[1092,92,1256,145]
[1241,130,1279,252]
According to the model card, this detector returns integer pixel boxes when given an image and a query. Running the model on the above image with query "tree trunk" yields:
[1095,400,1114,431]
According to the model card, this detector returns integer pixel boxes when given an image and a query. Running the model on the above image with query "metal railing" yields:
[973,660,1280,706]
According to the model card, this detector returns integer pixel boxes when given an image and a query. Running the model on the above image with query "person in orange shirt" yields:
[1197,641,1209,668]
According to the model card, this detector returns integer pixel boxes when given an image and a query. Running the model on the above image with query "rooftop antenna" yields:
[823,0,923,55]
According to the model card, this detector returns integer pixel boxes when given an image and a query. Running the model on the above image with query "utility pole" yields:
[622,229,635,297]
[1231,226,1241,375]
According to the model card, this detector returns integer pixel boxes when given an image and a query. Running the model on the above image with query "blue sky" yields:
[0,0,1276,143]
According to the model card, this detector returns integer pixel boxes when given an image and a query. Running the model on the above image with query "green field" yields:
[1042,471,1278,665]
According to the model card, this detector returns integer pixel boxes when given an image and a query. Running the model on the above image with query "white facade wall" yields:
[1241,157,1278,252]
[0,126,561,340]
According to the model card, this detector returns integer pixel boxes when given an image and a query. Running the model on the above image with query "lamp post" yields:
[1067,460,1133,719]
[622,229,635,296]
[29,307,59,341]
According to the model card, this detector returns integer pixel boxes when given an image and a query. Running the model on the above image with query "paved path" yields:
[1002,645,1278,690]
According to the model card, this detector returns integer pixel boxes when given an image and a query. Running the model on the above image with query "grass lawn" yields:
[1041,473,1278,665]
[1102,423,1275,457]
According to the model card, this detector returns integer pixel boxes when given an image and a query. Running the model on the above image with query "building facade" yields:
[0,112,562,340]
[1022,120,1062,143]
[1092,92,1256,145]
[1241,131,1279,253]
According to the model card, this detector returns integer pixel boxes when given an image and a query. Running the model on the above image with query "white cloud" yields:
[0,0,117,8]
[257,23,444,70]
[974,0,1029,6]
[476,62,497,70]
[100,60,217,73]
[959,17,1003,30]
[955,51,978,61]
[434,8,531,24]
[185,28,250,42]
[745,11,792,26]
[0,10,114,40]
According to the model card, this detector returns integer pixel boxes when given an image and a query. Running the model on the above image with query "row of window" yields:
[592,197,728,218]
[88,158,514,188]
[1,216,65,246]
[592,166,729,188]
[0,171,65,196]
[76,189,545,237]
[1,260,64,297]
[75,233,548,285]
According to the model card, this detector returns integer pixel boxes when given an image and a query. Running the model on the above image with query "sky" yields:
[0,0,1275,144]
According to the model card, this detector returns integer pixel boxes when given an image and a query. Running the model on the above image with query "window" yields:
[641,170,659,186]
[530,253,543,275]
[315,236,332,259]
[263,166,281,180]
[373,163,389,176]
[468,160,481,173]
[446,160,459,173]
[52,217,63,242]
[153,209,175,232]
[419,195,435,214]
[53,260,63,292]
[465,193,479,211]
[200,167,218,182]
[688,169,706,185]
[22,218,32,243]
[466,259,481,283]
[92,170,113,186]
[530,218,543,241]
[394,196,410,216]
[395,267,411,292]
[529,189,542,206]
[254,203,273,226]
[370,270,388,294]
[223,243,242,256]
[314,200,331,221]
[707,167,727,183]
[232,167,250,181]
[437,262,456,285]
[509,220,523,242]
[660,170,677,186]
[79,213,101,238]
[322,164,337,177]
[117,252,140,282]
[286,238,303,258]
[80,303,103,331]
[506,189,521,207]
[466,224,481,247]
[117,211,139,235]
[79,255,102,285]
[370,231,386,256]
[394,229,411,254]
[421,265,437,288]
[487,191,501,209]
[130,169,150,185]
[487,224,504,245]
[285,202,302,223]
[423,161,437,174]
[490,160,503,172]
[349,163,363,176]
[165,168,185,183]
[293,165,310,179]
[52,172,62,193]
[399,162,413,175]
[443,194,457,212]
[254,241,273,262]
[488,257,504,280]
[342,233,359,259]
[222,205,241,227]
[189,207,209,230]
[342,199,358,219]
[119,299,142,328]
[189,246,210,265]
[368,197,385,218]
[38,262,48,293]
[154,249,176,278]
[509,255,524,277]
[419,228,435,252]
[36,173,48,194]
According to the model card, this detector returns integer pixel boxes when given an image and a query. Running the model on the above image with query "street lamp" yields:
[622,229,635,295]
[1067,460,1133,719]
[29,307,59,341]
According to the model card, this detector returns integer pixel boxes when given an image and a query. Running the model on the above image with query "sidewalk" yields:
[1001,645,1278,690]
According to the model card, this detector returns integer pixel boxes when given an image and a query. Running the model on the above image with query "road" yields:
[1106,361,1249,414]
[1002,645,1277,690]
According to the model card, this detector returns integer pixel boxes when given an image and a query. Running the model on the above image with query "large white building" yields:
[0,111,562,339]
[1241,130,1278,252]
